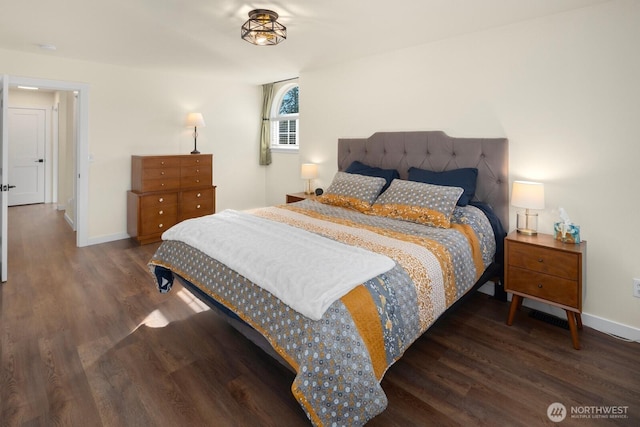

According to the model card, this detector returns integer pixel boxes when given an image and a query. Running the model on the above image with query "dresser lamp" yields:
[300,163,318,195]
[511,180,545,235]
[186,113,206,154]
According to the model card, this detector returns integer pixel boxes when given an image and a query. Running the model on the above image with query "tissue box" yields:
[554,222,580,244]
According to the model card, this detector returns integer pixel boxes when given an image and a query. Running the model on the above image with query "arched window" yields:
[271,83,299,151]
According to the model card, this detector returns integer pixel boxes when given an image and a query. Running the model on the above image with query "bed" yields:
[149,131,508,426]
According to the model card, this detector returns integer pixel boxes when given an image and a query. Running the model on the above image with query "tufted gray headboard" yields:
[338,131,509,229]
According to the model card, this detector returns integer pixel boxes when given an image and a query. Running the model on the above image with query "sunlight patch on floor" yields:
[139,309,170,328]
[176,288,210,313]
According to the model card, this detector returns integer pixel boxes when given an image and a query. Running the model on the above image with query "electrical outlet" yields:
[634,278,640,298]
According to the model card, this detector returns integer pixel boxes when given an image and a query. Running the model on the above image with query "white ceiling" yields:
[0,0,609,84]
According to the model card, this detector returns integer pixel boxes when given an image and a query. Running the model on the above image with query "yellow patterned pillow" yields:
[319,172,387,212]
[370,179,463,228]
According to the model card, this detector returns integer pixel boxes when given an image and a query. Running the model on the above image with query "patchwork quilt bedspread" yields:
[149,199,496,426]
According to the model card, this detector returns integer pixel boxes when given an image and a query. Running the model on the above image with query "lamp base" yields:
[304,179,313,195]
[190,149,200,155]
[516,228,538,235]
[516,211,539,235]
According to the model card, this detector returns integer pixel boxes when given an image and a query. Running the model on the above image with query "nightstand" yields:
[504,231,587,349]
[286,192,316,203]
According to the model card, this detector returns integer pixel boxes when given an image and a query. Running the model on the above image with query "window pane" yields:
[279,86,299,114]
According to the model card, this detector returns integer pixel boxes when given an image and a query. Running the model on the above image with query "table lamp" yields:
[511,180,545,235]
[300,163,318,195]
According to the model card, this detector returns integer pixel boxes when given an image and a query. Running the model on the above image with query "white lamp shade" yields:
[300,163,318,179]
[186,112,206,128]
[511,181,545,209]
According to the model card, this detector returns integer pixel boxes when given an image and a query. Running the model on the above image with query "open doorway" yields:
[6,76,89,248]
[7,88,78,228]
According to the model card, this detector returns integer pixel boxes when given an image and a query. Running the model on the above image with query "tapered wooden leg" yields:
[575,312,583,330]
[566,310,581,350]
[507,295,522,326]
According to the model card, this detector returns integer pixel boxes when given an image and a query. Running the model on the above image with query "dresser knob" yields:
[538,258,544,263]
[197,193,201,197]
[159,210,164,215]
[196,179,200,183]
[196,204,201,209]
[538,284,543,288]
[161,183,165,187]
[161,171,165,175]
[159,223,163,228]
[159,197,164,202]
[196,169,199,173]
[161,161,165,165]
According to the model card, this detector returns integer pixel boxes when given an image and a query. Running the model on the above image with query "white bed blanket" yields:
[161,209,395,320]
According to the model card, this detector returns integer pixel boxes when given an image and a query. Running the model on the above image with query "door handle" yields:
[1,185,16,191]
[35,159,44,163]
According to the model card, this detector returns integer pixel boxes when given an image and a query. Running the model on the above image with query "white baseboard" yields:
[478,283,640,342]
[57,204,65,211]
[64,212,75,230]
[87,232,131,246]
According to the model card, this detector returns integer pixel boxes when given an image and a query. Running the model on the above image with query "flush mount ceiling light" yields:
[241,9,286,46]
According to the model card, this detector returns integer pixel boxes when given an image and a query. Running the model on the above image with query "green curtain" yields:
[259,83,274,165]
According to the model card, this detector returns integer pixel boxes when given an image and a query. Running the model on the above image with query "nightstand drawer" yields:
[508,241,578,280]
[508,266,578,308]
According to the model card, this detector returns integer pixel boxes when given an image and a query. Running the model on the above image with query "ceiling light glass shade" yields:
[241,9,286,46]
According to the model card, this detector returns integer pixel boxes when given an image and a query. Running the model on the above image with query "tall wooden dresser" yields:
[127,154,216,244]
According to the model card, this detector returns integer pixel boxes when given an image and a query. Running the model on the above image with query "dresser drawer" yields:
[180,188,214,221]
[507,266,579,308]
[140,177,181,192]
[140,205,178,236]
[180,155,212,168]
[508,241,578,280]
[141,157,181,169]
[141,166,180,180]
[140,193,178,209]
[180,172,212,188]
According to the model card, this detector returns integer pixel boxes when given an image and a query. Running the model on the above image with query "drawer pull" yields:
[196,204,201,209]
[538,258,544,263]
[196,159,200,163]
[161,183,165,187]
[196,169,199,173]
[159,210,164,215]
[158,223,164,228]
[159,197,164,202]
[537,284,543,288]
[196,179,200,183]
[197,193,201,197]
[161,161,165,165]
[161,171,165,175]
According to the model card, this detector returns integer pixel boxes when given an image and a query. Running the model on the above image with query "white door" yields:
[0,76,9,282]
[8,108,46,206]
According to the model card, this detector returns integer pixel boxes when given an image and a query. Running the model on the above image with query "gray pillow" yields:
[319,172,386,212]
[370,179,463,228]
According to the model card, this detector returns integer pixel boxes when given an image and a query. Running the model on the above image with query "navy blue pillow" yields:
[407,167,478,206]
[345,161,399,193]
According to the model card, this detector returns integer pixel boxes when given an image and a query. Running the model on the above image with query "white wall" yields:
[1,48,265,242]
[283,0,640,332]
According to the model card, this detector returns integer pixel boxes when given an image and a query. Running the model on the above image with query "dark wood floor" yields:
[1,204,638,426]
